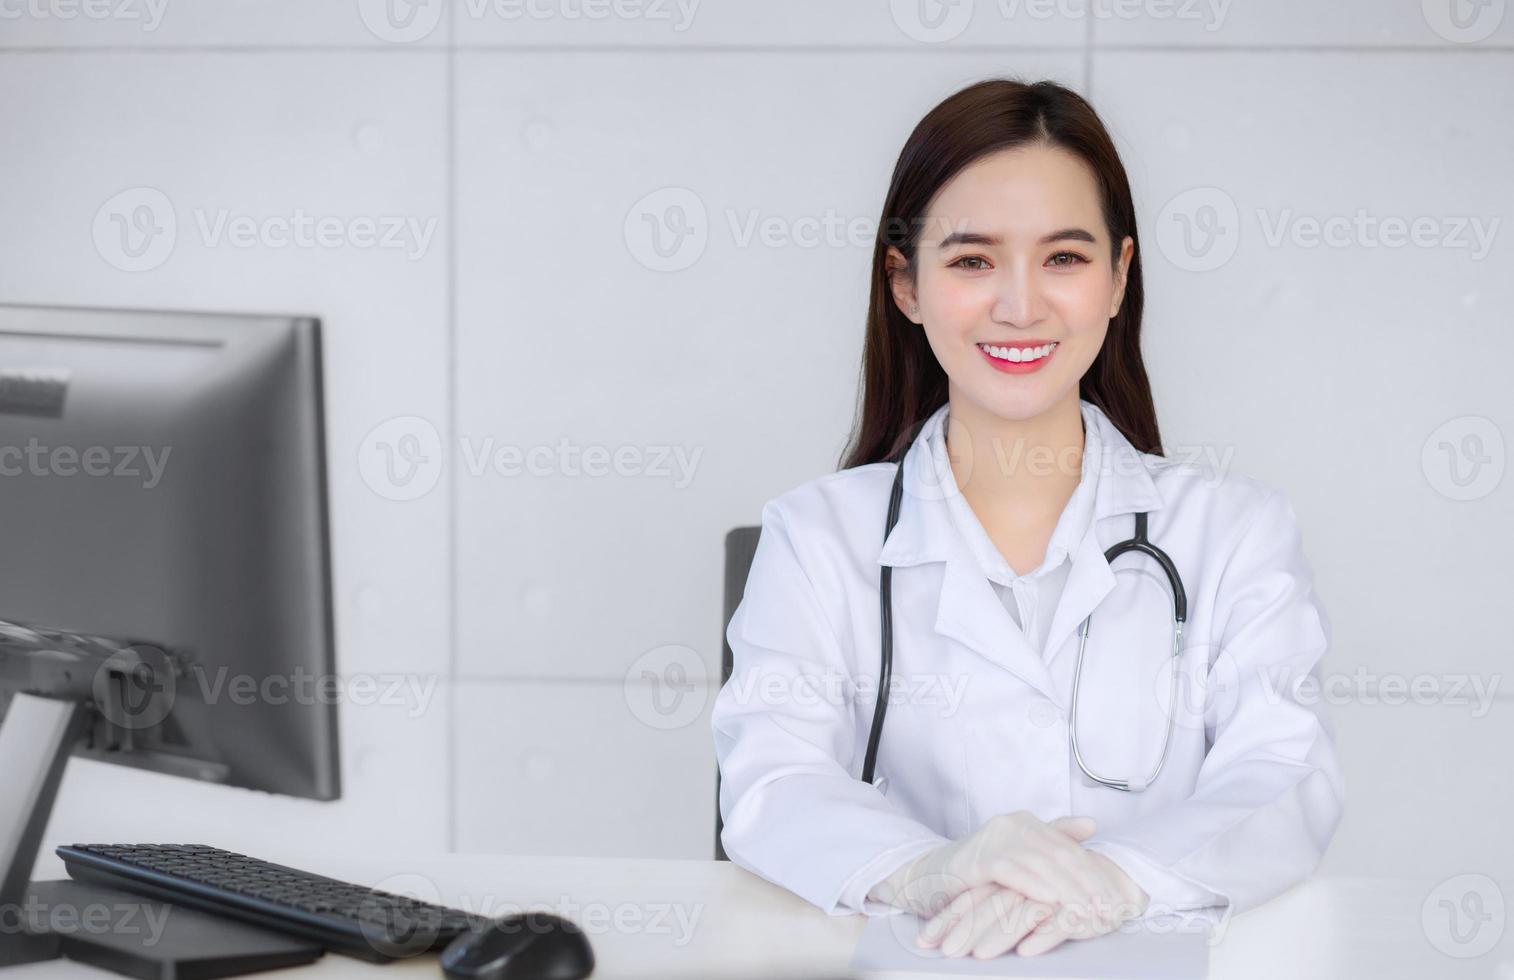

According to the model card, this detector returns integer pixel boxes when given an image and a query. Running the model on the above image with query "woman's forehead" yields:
[923,147,1104,242]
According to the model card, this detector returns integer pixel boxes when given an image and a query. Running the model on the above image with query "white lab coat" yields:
[711,398,1344,922]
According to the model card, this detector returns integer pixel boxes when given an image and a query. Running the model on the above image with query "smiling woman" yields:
[711,78,1343,963]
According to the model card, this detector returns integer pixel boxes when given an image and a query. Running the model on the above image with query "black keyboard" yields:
[57,844,489,961]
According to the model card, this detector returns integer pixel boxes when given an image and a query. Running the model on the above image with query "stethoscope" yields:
[861,454,1188,794]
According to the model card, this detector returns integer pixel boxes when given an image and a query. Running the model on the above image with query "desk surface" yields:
[14,850,1511,979]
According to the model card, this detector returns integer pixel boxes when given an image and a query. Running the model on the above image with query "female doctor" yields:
[709,77,1345,961]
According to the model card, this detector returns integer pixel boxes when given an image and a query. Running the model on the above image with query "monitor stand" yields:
[0,692,324,977]
[0,692,86,968]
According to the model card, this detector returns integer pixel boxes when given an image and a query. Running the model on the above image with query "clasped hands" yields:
[868,812,1150,960]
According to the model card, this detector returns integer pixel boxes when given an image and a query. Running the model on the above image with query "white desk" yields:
[13,851,1512,979]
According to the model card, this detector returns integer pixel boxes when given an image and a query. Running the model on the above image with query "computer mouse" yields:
[439,911,595,980]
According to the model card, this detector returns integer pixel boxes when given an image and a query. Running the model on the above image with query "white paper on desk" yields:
[850,910,1214,979]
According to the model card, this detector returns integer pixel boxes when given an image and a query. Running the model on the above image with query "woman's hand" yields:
[918,847,1150,959]
[868,811,1134,926]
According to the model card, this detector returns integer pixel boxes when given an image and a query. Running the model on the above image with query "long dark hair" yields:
[839,78,1164,469]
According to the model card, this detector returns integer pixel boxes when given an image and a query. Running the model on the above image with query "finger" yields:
[900,870,967,922]
[1017,914,1075,957]
[1035,834,1127,914]
[942,887,1022,959]
[1074,850,1148,929]
[979,856,1066,909]
[1048,815,1096,841]
[970,891,1049,960]
[934,885,999,956]
[1047,886,1106,940]
[1043,848,1126,929]
[1089,850,1151,913]
[946,842,1074,911]
[1018,850,1105,913]
[916,884,993,949]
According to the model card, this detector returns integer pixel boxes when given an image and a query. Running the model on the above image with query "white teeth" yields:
[979,342,1057,363]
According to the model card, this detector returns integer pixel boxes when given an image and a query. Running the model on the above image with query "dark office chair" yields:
[714,525,762,862]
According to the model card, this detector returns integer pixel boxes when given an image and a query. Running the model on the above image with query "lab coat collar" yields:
[875,398,1166,704]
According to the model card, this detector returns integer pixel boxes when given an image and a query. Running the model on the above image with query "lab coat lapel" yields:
[933,553,1057,700]
[1043,404,1168,672]
[1040,522,1118,679]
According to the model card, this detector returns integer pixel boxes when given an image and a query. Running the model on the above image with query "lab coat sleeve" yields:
[711,498,951,917]
[1082,839,1224,913]
[1081,487,1345,920]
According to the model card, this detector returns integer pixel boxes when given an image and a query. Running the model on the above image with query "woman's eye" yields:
[951,252,1087,270]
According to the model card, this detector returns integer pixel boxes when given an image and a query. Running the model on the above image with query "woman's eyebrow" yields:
[934,227,1098,248]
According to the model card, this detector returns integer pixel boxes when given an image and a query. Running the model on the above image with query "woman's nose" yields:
[989,265,1047,326]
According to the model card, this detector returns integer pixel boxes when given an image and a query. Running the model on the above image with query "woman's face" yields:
[888,143,1134,422]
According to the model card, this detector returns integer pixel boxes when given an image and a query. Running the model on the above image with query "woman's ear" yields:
[885,247,921,323]
[1108,235,1135,319]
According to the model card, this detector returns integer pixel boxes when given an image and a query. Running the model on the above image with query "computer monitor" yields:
[0,303,338,819]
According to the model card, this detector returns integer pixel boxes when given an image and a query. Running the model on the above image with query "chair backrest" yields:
[714,525,761,862]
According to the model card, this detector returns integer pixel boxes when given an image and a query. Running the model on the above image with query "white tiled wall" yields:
[3,1,1510,883]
